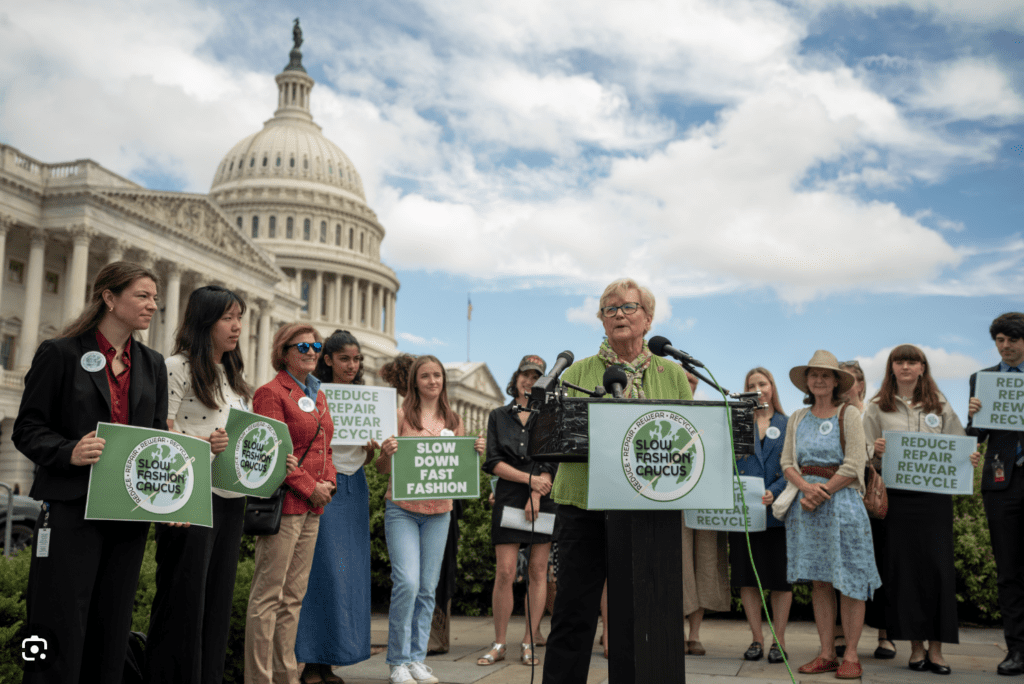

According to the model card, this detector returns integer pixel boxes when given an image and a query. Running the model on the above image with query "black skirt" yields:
[491,477,557,546]
[728,526,791,591]
[864,515,889,629]
[883,490,959,643]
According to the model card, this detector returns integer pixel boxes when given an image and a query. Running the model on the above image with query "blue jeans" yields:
[384,500,451,665]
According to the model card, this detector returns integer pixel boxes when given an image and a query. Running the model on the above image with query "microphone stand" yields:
[679,360,730,396]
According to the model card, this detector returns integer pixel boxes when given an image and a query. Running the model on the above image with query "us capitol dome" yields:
[209,25,399,359]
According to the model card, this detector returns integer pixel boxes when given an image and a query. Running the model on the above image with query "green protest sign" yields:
[972,371,1024,430]
[85,422,213,526]
[881,431,976,495]
[321,384,398,445]
[212,408,293,498]
[684,475,767,532]
[391,437,480,501]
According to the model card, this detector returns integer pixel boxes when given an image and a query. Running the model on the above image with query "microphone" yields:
[603,365,628,399]
[648,336,705,368]
[530,350,575,401]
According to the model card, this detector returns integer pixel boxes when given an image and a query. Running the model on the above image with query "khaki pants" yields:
[245,512,320,684]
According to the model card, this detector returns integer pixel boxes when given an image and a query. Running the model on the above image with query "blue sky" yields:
[1,0,1021,416]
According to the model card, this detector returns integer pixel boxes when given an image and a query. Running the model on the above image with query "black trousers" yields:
[542,505,606,684]
[23,499,149,684]
[984,465,1024,652]
[145,494,246,684]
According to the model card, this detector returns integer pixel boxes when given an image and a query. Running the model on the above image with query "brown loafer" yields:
[835,661,863,679]
[798,656,840,674]
[686,640,706,656]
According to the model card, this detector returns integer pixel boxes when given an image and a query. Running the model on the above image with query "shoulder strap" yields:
[838,403,849,456]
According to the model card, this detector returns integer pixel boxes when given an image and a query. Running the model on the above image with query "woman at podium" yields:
[542,278,699,684]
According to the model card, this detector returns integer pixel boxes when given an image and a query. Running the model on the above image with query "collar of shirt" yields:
[999,362,1024,373]
[95,330,132,374]
[286,370,320,400]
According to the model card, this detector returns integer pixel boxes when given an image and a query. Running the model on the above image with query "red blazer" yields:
[253,370,336,515]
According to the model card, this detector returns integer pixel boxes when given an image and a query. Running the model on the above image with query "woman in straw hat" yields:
[779,350,881,680]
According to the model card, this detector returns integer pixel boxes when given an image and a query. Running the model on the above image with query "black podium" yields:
[530,396,756,684]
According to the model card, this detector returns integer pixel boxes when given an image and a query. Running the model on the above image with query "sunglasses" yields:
[285,342,323,354]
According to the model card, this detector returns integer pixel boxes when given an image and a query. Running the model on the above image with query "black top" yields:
[13,333,168,501]
[483,401,556,478]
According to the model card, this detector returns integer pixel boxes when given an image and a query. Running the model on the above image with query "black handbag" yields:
[243,420,322,536]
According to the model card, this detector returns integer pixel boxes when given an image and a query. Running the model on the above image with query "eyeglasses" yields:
[839,360,862,370]
[601,302,643,317]
[285,342,323,354]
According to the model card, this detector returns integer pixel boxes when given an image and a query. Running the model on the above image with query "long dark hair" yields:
[172,286,252,410]
[60,261,159,339]
[314,329,364,384]
[874,344,942,414]
[402,355,459,432]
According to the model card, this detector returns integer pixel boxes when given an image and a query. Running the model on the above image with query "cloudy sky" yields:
[1,0,1021,416]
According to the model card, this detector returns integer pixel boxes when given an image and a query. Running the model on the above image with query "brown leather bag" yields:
[838,403,888,519]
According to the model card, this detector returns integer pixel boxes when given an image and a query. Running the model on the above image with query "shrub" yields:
[0,546,31,682]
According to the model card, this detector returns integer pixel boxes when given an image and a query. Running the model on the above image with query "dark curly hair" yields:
[379,353,416,397]
[991,312,1024,341]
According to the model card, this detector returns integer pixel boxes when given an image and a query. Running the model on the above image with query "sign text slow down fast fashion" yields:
[391,437,480,501]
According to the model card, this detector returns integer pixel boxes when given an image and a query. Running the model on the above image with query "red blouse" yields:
[96,330,131,424]
[253,370,336,515]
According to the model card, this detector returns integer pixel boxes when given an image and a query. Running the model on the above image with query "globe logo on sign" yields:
[124,437,195,513]
[621,410,704,501]
[234,422,279,489]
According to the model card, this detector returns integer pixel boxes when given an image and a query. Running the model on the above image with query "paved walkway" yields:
[325,615,1009,683]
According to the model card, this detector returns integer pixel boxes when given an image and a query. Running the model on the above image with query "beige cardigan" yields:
[780,404,868,493]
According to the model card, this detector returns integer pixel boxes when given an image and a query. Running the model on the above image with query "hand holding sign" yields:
[72,431,105,466]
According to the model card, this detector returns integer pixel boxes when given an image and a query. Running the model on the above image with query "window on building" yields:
[276,156,281,167]
[0,335,15,370]
[301,280,310,313]
[237,216,243,229]
[262,156,268,167]
[349,228,354,249]
[290,157,295,168]
[360,233,364,253]
[249,157,255,167]
[44,272,59,294]
[335,224,341,246]
[269,216,277,238]
[251,216,259,238]
[286,217,294,239]
[229,161,234,172]
[320,221,327,243]
[303,157,309,170]
[361,292,367,324]
[8,260,24,284]
[303,219,311,241]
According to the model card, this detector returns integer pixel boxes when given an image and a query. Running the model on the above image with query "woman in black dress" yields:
[478,355,557,667]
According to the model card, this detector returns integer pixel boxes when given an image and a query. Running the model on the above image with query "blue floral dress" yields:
[785,412,881,601]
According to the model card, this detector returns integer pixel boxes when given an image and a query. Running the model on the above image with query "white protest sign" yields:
[684,475,766,532]
[881,431,976,495]
[972,371,1024,430]
[321,384,398,445]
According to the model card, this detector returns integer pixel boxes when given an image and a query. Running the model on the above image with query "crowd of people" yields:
[13,264,1024,683]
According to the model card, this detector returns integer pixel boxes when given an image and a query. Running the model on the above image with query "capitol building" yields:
[0,30,502,493]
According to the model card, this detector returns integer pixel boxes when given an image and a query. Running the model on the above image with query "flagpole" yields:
[467,293,472,362]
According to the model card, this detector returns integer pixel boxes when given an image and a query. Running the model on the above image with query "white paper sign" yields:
[684,475,767,532]
[321,384,398,445]
[881,431,976,495]
[972,371,1024,430]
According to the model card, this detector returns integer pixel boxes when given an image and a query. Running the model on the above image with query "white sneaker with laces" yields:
[407,661,439,684]
[389,663,414,684]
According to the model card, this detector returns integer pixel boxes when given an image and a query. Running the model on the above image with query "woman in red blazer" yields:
[244,323,336,684]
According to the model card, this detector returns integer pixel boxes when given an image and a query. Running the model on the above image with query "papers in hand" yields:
[500,506,555,535]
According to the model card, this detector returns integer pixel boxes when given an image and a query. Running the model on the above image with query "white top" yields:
[166,353,250,499]
[333,443,366,476]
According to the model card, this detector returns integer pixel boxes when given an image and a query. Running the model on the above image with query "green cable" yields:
[704,365,797,684]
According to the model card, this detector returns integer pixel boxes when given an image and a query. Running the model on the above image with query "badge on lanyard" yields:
[994,459,1006,483]
[819,420,834,436]
[924,413,941,429]
[298,396,316,413]
[80,351,106,373]
[36,503,51,558]
[766,426,781,440]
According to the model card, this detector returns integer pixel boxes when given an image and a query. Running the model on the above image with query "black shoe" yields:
[768,643,787,664]
[909,658,929,671]
[927,658,952,675]
[874,641,897,659]
[835,636,846,658]
[743,642,763,661]
[999,651,1024,676]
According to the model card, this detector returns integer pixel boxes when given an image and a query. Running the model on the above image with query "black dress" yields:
[483,401,557,545]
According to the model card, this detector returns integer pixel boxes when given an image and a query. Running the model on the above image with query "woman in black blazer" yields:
[13,261,167,684]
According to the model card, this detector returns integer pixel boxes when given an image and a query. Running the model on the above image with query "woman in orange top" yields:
[378,355,463,684]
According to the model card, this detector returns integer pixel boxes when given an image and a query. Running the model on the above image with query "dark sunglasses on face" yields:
[285,342,323,354]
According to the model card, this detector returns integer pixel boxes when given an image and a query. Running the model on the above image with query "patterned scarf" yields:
[598,339,652,399]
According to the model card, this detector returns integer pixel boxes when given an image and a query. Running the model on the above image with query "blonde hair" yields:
[596,278,656,333]
[744,367,786,417]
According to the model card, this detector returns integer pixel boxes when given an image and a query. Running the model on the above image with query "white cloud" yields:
[908,58,1024,121]
[397,332,448,347]
[566,297,603,329]
[852,345,984,389]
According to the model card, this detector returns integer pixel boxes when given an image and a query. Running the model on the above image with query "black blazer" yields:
[967,364,1023,492]
[13,332,168,501]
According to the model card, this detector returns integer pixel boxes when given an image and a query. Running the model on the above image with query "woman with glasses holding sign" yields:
[863,344,979,675]
[478,354,556,668]
[378,355,465,684]
[294,330,376,683]
[145,286,251,684]
[780,350,880,680]
[13,262,165,684]
[245,324,336,684]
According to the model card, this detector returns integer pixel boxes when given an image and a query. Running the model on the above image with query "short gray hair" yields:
[596,278,656,332]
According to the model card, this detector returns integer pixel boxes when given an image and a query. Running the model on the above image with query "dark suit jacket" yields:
[13,332,168,501]
[967,364,1023,492]
[736,411,788,526]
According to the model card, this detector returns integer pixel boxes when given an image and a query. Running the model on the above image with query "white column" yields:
[18,229,46,368]
[257,301,272,387]
[311,270,323,321]
[107,238,127,264]
[334,275,343,322]
[387,291,396,336]
[324,275,336,324]
[370,284,381,331]
[0,220,10,317]
[63,225,93,322]
[342,278,352,324]
[162,264,182,354]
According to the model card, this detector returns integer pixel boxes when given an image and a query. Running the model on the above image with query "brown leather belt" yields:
[802,466,838,479]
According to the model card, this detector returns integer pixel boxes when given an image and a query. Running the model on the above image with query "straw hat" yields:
[789,350,855,394]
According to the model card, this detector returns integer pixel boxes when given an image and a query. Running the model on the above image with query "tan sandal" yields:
[477,642,506,665]
[522,643,538,666]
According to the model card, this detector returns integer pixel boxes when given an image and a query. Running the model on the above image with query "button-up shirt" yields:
[482,401,556,477]
[96,330,131,424]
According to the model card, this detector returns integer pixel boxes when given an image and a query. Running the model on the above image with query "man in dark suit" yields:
[967,312,1024,676]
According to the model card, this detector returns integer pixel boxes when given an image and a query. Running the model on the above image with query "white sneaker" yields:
[389,663,414,684]
[407,661,439,684]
